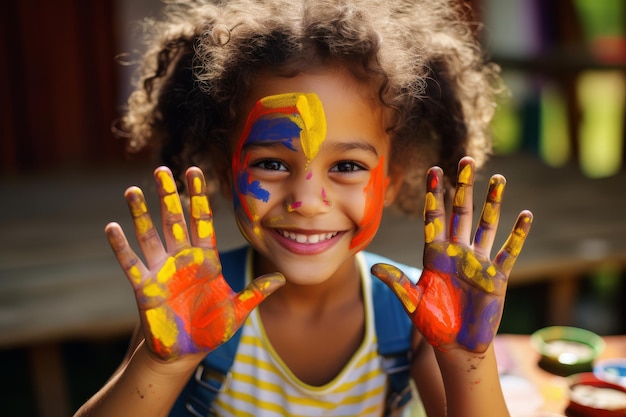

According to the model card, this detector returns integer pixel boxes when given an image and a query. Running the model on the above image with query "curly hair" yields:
[119,0,503,217]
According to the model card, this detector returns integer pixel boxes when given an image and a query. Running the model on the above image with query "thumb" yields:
[235,272,286,314]
[371,263,423,315]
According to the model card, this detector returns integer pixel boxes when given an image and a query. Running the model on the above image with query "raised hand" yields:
[372,157,532,353]
[105,167,285,361]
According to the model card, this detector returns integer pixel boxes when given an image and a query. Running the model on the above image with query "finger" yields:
[371,263,422,315]
[155,167,190,253]
[105,222,149,290]
[125,186,167,269]
[234,273,286,320]
[449,157,475,245]
[186,167,217,249]
[473,174,506,258]
[494,210,533,276]
[423,166,446,244]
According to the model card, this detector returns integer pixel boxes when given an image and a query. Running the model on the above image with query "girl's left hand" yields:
[372,157,533,353]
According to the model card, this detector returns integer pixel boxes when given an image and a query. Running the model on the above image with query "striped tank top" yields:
[211,252,387,417]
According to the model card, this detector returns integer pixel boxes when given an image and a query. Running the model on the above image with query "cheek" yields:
[349,158,389,250]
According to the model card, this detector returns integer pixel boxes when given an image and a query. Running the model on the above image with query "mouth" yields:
[277,229,339,244]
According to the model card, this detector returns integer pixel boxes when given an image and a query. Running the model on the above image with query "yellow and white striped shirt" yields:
[212,252,387,417]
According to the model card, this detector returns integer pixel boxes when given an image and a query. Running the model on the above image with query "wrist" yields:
[135,340,206,379]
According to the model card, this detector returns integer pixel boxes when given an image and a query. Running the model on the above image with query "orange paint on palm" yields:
[350,157,388,250]
[414,269,462,347]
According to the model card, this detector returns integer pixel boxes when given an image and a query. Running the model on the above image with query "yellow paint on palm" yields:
[146,307,178,348]
[486,265,497,277]
[128,265,142,284]
[143,282,167,298]
[172,223,185,242]
[158,171,177,194]
[462,254,495,292]
[157,257,177,283]
[446,245,462,257]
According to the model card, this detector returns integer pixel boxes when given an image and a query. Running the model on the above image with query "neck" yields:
[253,250,362,315]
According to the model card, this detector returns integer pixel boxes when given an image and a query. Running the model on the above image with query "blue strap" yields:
[365,252,418,412]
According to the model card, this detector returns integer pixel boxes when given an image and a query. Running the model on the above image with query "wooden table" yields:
[495,334,626,416]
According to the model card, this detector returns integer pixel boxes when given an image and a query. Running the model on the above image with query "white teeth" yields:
[280,230,337,244]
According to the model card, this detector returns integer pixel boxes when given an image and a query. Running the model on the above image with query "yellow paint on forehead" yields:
[158,171,177,194]
[259,92,327,162]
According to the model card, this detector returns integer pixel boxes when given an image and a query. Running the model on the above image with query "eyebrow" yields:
[242,138,379,156]
[322,140,379,156]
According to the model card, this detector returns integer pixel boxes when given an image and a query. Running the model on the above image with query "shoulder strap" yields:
[364,251,419,413]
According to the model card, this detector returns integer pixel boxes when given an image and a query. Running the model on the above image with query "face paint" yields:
[232,92,327,236]
[350,157,388,250]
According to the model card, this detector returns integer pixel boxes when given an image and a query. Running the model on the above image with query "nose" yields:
[285,170,331,217]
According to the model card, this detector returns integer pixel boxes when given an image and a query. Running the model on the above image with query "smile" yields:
[278,230,338,244]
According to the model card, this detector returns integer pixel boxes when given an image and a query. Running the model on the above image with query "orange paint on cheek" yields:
[350,157,387,250]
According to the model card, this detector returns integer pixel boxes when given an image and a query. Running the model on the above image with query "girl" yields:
[76,0,532,416]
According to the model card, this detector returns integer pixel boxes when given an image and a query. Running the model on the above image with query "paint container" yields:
[594,358,626,388]
[565,373,626,417]
[531,326,605,376]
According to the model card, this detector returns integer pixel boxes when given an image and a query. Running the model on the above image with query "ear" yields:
[384,168,403,207]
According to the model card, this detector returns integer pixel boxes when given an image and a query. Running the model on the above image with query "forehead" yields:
[236,68,389,150]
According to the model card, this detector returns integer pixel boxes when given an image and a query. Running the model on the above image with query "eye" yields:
[252,159,288,171]
[331,161,366,173]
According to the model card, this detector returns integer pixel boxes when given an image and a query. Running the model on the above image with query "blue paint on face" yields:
[247,117,300,150]
[236,171,270,203]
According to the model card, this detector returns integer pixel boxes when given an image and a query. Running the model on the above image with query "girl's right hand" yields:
[105,167,285,362]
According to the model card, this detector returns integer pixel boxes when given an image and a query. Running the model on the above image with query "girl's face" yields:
[230,68,399,285]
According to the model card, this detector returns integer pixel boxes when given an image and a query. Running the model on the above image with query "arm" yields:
[374,156,533,417]
[75,167,284,417]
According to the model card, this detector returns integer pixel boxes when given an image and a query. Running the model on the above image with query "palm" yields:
[106,167,284,361]
[373,157,532,353]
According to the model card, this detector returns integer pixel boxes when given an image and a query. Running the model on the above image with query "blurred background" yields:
[0,0,625,416]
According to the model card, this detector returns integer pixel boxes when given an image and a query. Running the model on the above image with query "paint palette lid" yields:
[594,358,626,388]
[566,372,626,417]
[531,326,605,376]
